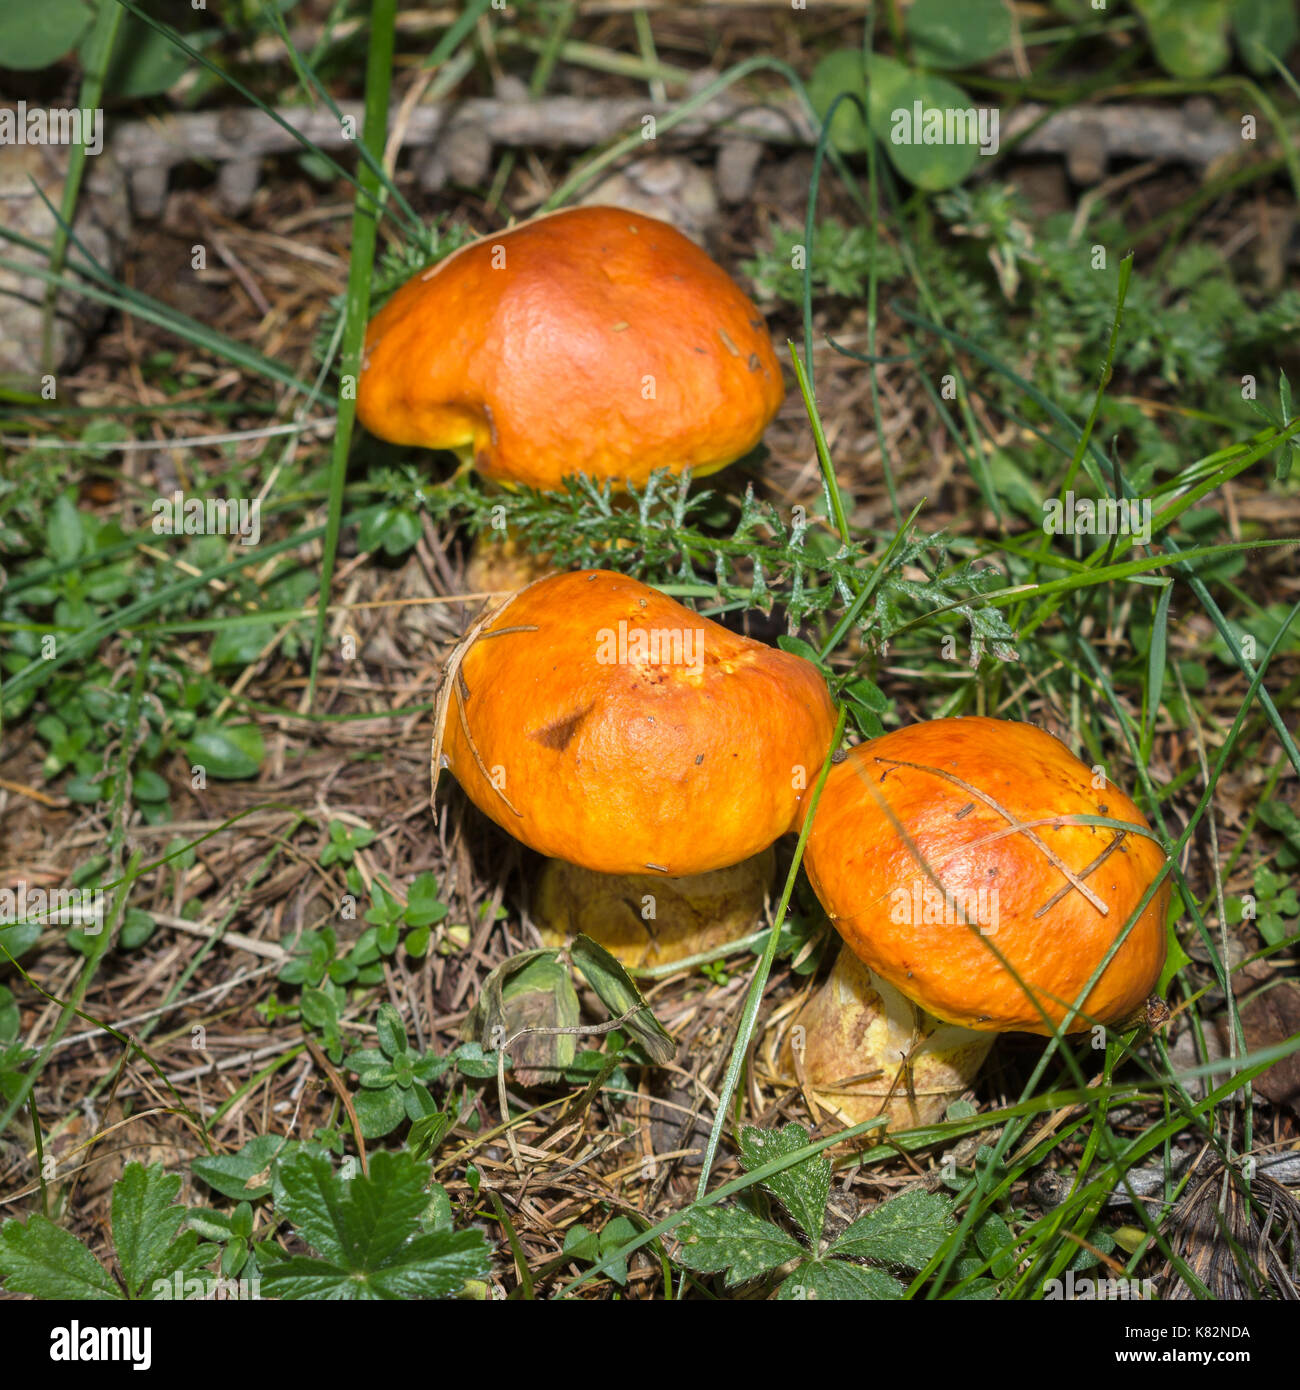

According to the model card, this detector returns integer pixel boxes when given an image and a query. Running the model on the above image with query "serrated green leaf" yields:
[0,1214,121,1300]
[111,1163,191,1299]
[266,1150,490,1299]
[739,1124,830,1245]
[777,1258,903,1300]
[674,1205,804,1287]
[829,1188,955,1268]
[568,934,675,1064]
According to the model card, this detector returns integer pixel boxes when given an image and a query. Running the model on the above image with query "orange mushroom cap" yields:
[441,570,836,875]
[802,717,1169,1033]
[357,207,784,490]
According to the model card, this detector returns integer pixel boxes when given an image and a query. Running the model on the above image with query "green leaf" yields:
[0,0,91,69]
[0,1214,121,1299]
[358,504,423,557]
[739,1124,829,1245]
[403,872,448,928]
[568,934,675,1064]
[973,1210,1019,1278]
[674,1205,804,1287]
[866,54,982,191]
[987,449,1045,522]
[452,1041,499,1079]
[563,1223,600,1262]
[776,634,831,674]
[807,49,871,154]
[376,1002,407,1059]
[131,769,170,804]
[1134,0,1231,77]
[1259,797,1300,854]
[111,1162,216,1300]
[266,1149,490,1299]
[463,948,580,1084]
[408,1110,454,1160]
[120,909,157,951]
[777,1259,903,1300]
[840,676,889,714]
[182,722,264,779]
[1144,580,1174,753]
[597,1215,638,1286]
[47,493,86,565]
[300,987,339,1032]
[1158,911,1193,997]
[96,12,196,98]
[210,619,279,668]
[0,920,43,963]
[352,1085,409,1139]
[1234,0,1299,74]
[907,0,1013,69]
[0,988,18,1043]
[192,1135,295,1201]
[829,1189,955,1268]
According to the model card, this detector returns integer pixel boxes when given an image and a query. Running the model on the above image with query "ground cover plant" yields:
[1,0,1298,1310]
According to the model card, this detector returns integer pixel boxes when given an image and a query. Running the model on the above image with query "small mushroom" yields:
[357,206,784,491]
[436,569,836,966]
[776,717,1170,1131]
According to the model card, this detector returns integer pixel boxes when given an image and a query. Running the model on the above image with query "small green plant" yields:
[343,1002,456,1139]
[1135,0,1297,78]
[561,1215,639,1288]
[259,1149,490,1300]
[743,219,904,304]
[0,1162,218,1300]
[675,1124,964,1298]
[1227,864,1299,947]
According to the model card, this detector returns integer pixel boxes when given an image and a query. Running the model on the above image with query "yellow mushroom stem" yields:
[534,847,776,969]
[466,526,555,598]
[777,947,994,1132]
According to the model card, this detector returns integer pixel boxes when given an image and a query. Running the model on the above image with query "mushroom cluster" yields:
[386,207,1171,1136]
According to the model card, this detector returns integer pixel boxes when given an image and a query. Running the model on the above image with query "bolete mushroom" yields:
[434,569,836,967]
[358,205,784,491]
[776,716,1169,1131]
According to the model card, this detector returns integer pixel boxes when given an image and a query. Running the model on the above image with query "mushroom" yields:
[435,569,836,967]
[357,205,784,492]
[776,716,1170,1131]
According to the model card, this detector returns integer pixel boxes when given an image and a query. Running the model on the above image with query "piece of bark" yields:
[106,94,1245,218]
